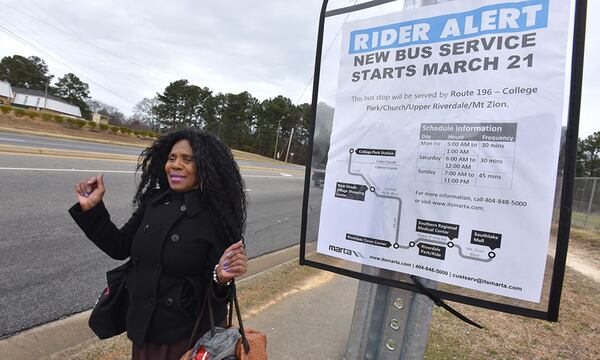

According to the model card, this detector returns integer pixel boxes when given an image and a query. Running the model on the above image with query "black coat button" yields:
[171,234,180,242]
[132,257,139,265]
[143,224,150,232]
[166,298,174,306]
[180,205,186,212]
[148,299,155,308]
[154,265,161,272]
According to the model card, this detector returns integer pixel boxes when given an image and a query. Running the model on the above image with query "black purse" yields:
[88,261,130,339]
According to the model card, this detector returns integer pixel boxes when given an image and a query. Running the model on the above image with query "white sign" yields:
[317,0,573,302]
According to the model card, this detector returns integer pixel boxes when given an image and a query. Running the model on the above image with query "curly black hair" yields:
[133,128,247,244]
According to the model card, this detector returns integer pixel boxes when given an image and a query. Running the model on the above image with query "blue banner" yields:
[348,0,549,54]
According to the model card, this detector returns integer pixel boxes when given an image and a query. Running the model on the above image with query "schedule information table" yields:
[416,123,517,189]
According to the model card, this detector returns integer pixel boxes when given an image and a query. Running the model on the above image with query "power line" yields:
[0,17,136,106]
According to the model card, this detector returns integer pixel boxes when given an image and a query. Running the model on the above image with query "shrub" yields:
[87,121,97,129]
[110,126,120,134]
[25,110,38,119]
[68,119,86,128]
[0,105,10,114]
[133,130,144,136]
[119,126,132,135]
[14,108,26,117]
[41,113,53,122]
[99,123,109,131]
[53,115,64,124]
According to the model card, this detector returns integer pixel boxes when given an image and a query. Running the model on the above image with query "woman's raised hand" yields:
[217,240,248,284]
[74,174,105,212]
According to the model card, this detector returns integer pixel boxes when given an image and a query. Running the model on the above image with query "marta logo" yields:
[329,245,364,258]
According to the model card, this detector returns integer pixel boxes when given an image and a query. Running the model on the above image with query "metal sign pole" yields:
[345,1,452,359]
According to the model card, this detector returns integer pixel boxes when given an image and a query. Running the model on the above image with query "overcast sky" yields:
[0,0,597,137]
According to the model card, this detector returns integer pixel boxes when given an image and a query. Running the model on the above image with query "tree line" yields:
[0,55,313,164]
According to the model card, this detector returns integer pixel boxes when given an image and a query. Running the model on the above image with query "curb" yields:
[0,144,139,162]
[0,243,316,360]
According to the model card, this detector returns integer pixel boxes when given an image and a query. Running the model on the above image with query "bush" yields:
[99,123,109,131]
[110,126,120,134]
[133,130,144,136]
[119,126,131,135]
[87,121,97,129]
[53,115,64,124]
[25,110,38,119]
[14,108,26,117]
[41,113,53,122]
[0,105,10,114]
[66,118,86,129]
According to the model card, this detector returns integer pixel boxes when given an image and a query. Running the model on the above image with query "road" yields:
[0,134,323,338]
[0,131,304,170]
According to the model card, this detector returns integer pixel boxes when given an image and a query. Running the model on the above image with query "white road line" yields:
[0,167,304,179]
[0,137,25,142]
[0,167,135,173]
[279,172,292,177]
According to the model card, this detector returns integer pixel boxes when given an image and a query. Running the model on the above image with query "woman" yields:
[69,128,248,359]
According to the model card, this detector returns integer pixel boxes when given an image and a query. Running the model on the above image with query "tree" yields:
[254,96,297,159]
[54,73,91,119]
[153,79,212,130]
[577,132,600,177]
[131,97,160,132]
[217,91,258,150]
[0,55,53,90]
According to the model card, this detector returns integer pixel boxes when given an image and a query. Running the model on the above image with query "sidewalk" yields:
[246,273,358,360]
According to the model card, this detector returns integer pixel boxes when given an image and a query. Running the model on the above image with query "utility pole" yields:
[273,118,282,159]
[345,1,452,359]
[285,127,295,163]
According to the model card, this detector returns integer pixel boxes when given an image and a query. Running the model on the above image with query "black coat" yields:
[69,189,231,345]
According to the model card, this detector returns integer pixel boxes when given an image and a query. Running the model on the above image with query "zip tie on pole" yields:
[410,275,483,329]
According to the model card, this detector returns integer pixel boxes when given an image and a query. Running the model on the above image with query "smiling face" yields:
[164,139,200,192]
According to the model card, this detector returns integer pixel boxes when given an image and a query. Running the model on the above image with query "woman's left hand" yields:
[217,240,247,284]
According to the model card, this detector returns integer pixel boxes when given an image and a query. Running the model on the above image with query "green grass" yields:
[570,211,600,230]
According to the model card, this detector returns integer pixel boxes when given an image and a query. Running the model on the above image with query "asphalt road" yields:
[0,131,304,170]
[0,153,324,338]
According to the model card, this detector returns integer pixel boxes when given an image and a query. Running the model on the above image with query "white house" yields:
[0,80,13,105]
[11,87,82,118]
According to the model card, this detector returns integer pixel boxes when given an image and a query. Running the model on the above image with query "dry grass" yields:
[425,226,600,360]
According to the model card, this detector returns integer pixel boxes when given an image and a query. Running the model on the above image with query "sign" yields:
[316,0,574,303]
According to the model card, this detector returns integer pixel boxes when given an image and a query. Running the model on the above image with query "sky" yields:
[0,0,597,138]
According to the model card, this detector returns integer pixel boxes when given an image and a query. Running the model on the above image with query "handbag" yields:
[181,282,267,360]
[88,261,130,339]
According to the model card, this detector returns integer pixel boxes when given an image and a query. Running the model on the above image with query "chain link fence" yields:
[568,177,600,230]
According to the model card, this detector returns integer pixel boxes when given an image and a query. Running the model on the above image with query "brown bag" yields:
[235,328,267,360]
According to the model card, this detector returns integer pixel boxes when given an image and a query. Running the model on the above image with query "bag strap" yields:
[230,282,251,354]
[186,288,211,350]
